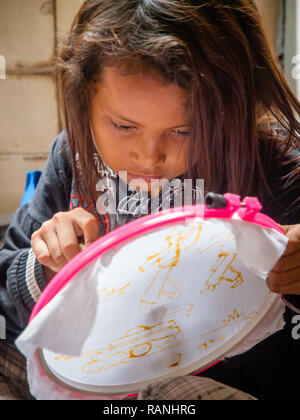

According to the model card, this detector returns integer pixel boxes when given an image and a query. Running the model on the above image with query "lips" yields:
[128,173,164,182]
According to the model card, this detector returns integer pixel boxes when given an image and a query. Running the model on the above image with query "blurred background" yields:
[0,0,299,233]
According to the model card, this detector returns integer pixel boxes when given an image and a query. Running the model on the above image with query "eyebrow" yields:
[110,112,191,129]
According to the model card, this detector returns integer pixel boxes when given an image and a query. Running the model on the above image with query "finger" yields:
[39,225,68,269]
[31,233,61,273]
[266,275,300,295]
[271,250,300,273]
[281,225,300,256]
[267,268,300,290]
[71,209,100,247]
[54,216,82,261]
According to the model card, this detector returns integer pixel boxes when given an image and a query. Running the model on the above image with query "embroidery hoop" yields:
[29,194,285,396]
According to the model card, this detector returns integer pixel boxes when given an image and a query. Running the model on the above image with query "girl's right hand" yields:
[31,208,100,282]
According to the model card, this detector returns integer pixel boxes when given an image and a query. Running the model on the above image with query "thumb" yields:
[279,224,300,255]
[280,225,292,235]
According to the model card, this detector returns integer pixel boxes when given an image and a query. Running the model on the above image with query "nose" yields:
[131,136,166,170]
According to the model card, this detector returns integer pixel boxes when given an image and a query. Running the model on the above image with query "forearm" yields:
[0,248,47,341]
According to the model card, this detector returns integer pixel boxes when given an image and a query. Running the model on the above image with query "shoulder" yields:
[45,130,73,188]
[50,130,72,170]
[26,131,73,223]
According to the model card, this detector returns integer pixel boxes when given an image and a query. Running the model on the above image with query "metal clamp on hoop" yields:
[205,192,241,218]
[205,192,228,209]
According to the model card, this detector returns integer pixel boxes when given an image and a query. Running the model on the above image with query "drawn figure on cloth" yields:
[55,320,182,373]
[196,228,233,255]
[97,282,132,302]
[200,251,244,294]
[139,225,202,305]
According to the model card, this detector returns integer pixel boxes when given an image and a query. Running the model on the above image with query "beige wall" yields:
[0,0,280,215]
[256,0,281,51]
[0,0,84,215]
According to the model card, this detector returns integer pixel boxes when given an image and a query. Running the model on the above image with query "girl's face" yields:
[90,66,191,192]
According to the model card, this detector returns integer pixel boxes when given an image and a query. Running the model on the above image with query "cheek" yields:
[93,130,131,171]
[168,141,188,171]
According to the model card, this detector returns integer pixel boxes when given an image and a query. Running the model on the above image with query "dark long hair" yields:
[57,0,300,219]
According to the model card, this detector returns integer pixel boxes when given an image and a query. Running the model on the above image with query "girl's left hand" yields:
[267,224,300,295]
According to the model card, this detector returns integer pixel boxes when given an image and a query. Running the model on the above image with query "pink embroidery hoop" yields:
[29,194,285,398]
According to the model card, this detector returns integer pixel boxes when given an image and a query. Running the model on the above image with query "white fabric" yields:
[16,217,289,400]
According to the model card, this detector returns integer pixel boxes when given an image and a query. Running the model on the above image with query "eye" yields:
[110,120,135,132]
[172,129,190,138]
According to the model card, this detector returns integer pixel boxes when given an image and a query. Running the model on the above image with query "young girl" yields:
[0,0,299,400]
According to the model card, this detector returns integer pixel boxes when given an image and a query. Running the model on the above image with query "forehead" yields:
[92,66,189,126]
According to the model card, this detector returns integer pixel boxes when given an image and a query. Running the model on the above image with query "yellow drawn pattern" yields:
[53,308,258,375]
[52,223,260,377]
[55,320,183,373]
[164,304,194,321]
[139,225,202,305]
[177,308,257,349]
[168,352,182,368]
[197,230,233,255]
[97,282,132,302]
[197,336,225,351]
[200,252,244,294]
